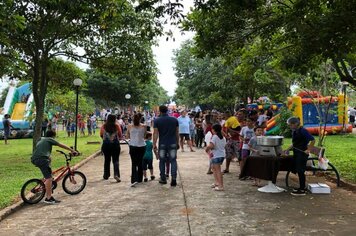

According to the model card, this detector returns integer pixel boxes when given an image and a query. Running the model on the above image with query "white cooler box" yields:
[308,183,331,194]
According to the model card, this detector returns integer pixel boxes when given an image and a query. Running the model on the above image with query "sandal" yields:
[214,186,224,191]
[223,170,229,174]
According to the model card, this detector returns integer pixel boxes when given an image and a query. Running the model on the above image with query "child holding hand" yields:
[143,132,155,182]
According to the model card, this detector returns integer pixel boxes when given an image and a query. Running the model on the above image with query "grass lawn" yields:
[283,134,356,183]
[0,130,355,210]
[0,129,102,209]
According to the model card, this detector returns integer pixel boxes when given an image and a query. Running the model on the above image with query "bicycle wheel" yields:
[21,179,46,204]
[62,171,86,195]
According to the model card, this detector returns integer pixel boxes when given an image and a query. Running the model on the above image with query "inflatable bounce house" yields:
[247,96,284,112]
[0,82,33,139]
[266,91,352,135]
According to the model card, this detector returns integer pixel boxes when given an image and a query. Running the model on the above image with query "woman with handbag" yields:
[100,114,122,182]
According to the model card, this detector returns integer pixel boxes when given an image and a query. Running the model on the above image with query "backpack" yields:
[103,130,119,144]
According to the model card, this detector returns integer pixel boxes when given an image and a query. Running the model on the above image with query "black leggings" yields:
[129,146,146,183]
[195,128,204,147]
[102,143,121,179]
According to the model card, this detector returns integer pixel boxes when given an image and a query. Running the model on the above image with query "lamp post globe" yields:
[73,78,82,151]
[125,94,131,113]
[73,78,83,87]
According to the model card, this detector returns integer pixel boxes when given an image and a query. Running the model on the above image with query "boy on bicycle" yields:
[31,130,78,204]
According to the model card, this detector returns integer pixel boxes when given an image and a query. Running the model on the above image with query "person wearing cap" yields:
[284,117,315,196]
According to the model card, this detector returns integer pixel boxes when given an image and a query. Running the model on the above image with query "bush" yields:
[275,106,294,137]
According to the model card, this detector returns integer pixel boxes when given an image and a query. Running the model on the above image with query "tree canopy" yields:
[0,0,165,147]
[183,0,356,87]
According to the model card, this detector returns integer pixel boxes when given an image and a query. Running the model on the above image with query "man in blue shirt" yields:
[178,110,195,152]
[153,105,180,186]
[285,117,315,196]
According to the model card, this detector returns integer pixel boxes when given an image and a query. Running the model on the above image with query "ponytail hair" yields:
[133,113,142,126]
[212,123,223,139]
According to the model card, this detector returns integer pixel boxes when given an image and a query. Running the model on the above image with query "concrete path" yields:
[0,145,355,236]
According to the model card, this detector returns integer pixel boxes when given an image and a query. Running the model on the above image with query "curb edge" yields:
[0,150,101,222]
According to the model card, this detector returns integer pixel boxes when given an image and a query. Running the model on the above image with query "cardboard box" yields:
[308,183,331,194]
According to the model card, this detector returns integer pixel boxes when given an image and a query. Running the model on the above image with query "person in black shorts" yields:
[31,130,78,204]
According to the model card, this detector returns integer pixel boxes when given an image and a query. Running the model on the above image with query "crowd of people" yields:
[95,105,280,191]
[1,102,317,204]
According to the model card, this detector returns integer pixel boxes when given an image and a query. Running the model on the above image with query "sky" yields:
[152,31,194,97]
[152,2,194,97]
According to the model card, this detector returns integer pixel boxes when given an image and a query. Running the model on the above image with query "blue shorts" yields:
[210,157,224,165]
[241,149,250,159]
[4,128,10,138]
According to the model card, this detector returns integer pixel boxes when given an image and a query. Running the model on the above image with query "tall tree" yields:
[0,1,161,148]
[183,0,356,87]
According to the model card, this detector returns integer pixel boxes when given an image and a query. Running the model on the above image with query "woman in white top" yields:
[205,124,226,191]
[126,113,146,187]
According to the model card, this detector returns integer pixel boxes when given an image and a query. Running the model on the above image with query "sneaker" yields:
[150,176,155,180]
[144,178,148,182]
[292,188,307,193]
[165,174,169,179]
[131,182,138,187]
[114,176,121,182]
[171,179,177,187]
[159,179,167,184]
[291,189,306,196]
[44,197,61,204]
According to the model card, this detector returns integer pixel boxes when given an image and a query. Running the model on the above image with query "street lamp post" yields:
[144,100,148,111]
[125,93,131,114]
[341,81,349,133]
[73,78,83,151]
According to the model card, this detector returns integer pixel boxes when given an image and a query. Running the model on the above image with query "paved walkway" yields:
[0,145,355,235]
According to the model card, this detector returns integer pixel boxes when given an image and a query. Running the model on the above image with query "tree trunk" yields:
[32,55,49,150]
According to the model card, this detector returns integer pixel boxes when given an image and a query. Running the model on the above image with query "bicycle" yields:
[21,150,87,204]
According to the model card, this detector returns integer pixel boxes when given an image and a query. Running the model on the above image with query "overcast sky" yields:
[152,1,194,97]
[152,31,194,97]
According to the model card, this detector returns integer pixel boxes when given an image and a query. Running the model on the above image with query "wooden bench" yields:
[285,146,340,187]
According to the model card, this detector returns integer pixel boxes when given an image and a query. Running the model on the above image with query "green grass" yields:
[283,134,356,183]
[0,131,355,210]
[0,130,102,209]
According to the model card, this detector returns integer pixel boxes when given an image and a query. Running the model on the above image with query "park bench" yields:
[285,146,341,187]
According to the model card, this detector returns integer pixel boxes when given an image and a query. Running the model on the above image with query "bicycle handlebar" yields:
[56,150,81,159]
